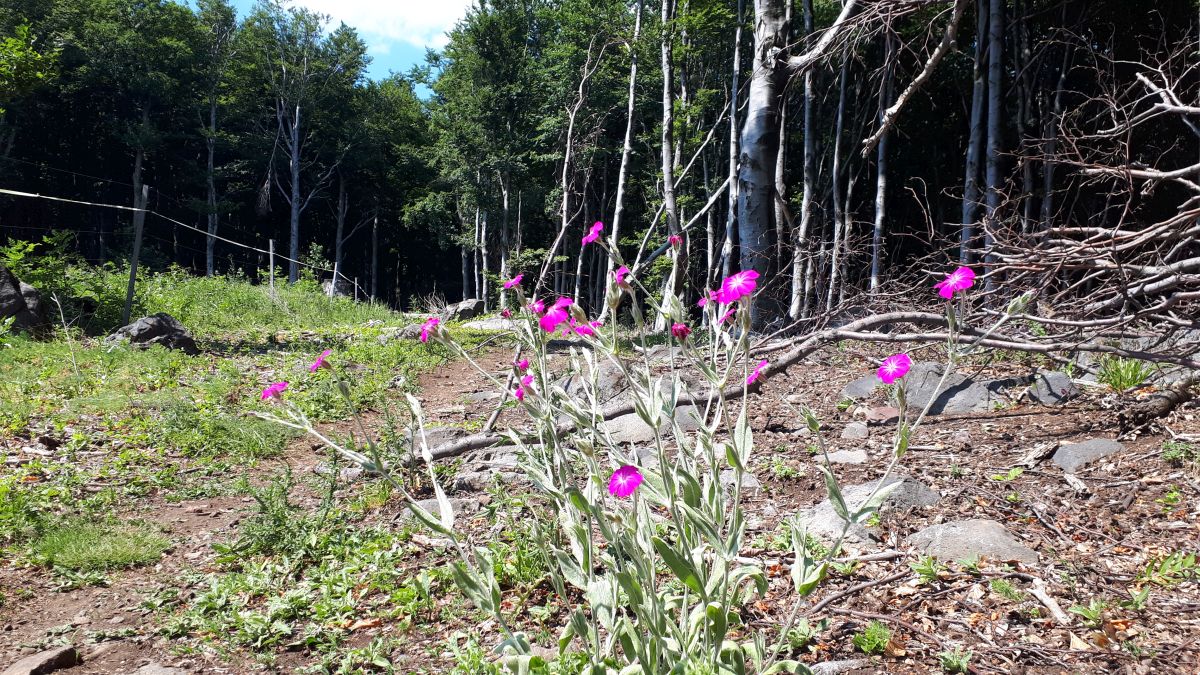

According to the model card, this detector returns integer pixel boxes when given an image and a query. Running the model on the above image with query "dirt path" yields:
[3,343,1198,673]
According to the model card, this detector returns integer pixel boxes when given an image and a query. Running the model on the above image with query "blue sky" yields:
[228,0,472,80]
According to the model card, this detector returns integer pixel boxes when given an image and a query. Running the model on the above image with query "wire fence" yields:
[0,186,371,301]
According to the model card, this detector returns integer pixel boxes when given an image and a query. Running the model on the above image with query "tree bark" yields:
[722,0,745,282]
[205,97,218,277]
[738,0,789,326]
[827,50,849,312]
[499,171,510,309]
[960,0,987,263]
[983,0,1004,287]
[288,103,302,283]
[790,0,816,319]
[605,0,643,309]
[660,0,683,303]
[870,32,895,292]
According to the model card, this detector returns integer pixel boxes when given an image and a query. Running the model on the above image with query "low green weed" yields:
[1068,598,1109,628]
[938,646,972,673]
[1096,356,1152,392]
[989,578,1026,602]
[851,620,892,654]
[33,520,168,571]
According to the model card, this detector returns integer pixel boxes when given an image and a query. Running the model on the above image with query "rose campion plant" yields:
[259,260,1016,674]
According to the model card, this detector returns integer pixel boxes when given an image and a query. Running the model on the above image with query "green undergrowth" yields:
[32,519,170,572]
[1,266,493,553]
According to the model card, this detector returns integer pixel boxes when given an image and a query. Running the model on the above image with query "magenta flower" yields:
[671,322,691,341]
[877,353,912,384]
[935,266,976,299]
[529,299,546,315]
[608,465,644,499]
[746,359,768,385]
[697,296,708,308]
[503,273,524,290]
[614,266,631,288]
[715,270,760,304]
[668,234,682,247]
[419,316,440,343]
[515,359,530,371]
[571,319,602,337]
[718,307,736,325]
[261,381,289,400]
[582,221,604,246]
[515,373,535,401]
[309,349,332,373]
[501,308,512,319]
[539,297,573,333]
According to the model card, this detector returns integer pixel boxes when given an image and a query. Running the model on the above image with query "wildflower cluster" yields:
[258,251,1002,673]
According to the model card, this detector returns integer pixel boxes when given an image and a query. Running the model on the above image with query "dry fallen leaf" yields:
[1068,632,1091,650]
[346,617,381,631]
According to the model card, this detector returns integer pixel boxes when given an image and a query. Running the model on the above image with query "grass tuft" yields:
[33,520,170,571]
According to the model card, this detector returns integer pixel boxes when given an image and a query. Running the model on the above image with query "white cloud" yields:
[284,0,472,49]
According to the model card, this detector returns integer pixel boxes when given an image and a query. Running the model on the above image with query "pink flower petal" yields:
[503,273,524,290]
[671,322,691,341]
[309,349,332,373]
[747,359,768,385]
[608,465,644,498]
[419,317,440,343]
[877,353,912,384]
[582,221,604,246]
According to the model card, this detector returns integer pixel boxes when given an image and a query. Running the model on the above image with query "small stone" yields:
[863,406,900,425]
[1029,371,1079,405]
[811,659,872,675]
[1051,438,1125,474]
[433,405,466,416]
[823,449,867,465]
[399,497,480,523]
[1,645,80,675]
[796,475,940,544]
[906,519,1038,564]
[605,406,701,444]
[840,375,878,400]
[840,422,869,440]
[131,665,188,675]
[461,317,517,331]
[719,470,760,491]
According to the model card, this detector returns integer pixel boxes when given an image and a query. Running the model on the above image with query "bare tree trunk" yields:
[704,152,716,274]
[960,0,987,263]
[983,0,1004,289]
[870,31,895,292]
[205,98,218,277]
[288,104,302,283]
[827,51,849,313]
[499,171,510,309]
[371,215,378,301]
[461,243,472,302]
[660,0,683,306]
[738,0,789,327]
[722,0,745,281]
[790,0,816,319]
[334,174,347,291]
[473,204,482,300]
[1040,46,1069,231]
[480,210,489,311]
[605,0,643,309]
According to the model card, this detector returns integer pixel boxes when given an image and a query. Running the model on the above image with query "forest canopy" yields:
[1,0,1198,329]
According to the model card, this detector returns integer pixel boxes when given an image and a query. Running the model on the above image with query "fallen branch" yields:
[1118,371,1199,432]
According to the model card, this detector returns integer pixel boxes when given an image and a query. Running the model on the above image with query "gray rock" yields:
[377,324,422,344]
[840,375,878,400]
[562,358,630,405]
[1029,371,1079,405]
[823,449,868,465]
[906,519,1038,564]
[462,317,518,331]
[312,464,364,481]
[605,405,701,444]
[902,362,1023,415]
[131,665,188,675]
[797,475,940,544]
[720,469,761,491]
[402,497,480,523]
[0,265,48,337]
[442,299,485,321]
[1052,438,1125,473]
[1,645,80,675]
[840,422,869,440]
[464,390,502,403]
[810,659,872,675]
[105,313,199,355]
